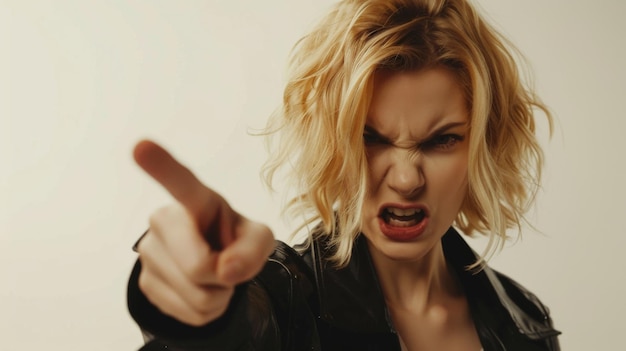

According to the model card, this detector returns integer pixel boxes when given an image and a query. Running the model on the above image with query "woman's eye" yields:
[423,134,464,150]
[363,133,386,145]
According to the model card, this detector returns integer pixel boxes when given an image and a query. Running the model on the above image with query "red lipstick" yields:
[378,203,429,241]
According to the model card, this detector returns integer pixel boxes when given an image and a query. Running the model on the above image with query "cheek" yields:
[426,153,469,194]
[447,155,468,181]
[447,157,469,199]
[364,149,388,191]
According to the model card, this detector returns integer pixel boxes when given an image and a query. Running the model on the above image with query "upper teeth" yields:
[387,207,422,216]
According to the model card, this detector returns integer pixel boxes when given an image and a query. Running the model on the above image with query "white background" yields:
[1,0,624,349]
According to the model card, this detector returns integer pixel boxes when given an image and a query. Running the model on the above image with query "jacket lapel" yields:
[307,227,560,350]
[309,235,394,333]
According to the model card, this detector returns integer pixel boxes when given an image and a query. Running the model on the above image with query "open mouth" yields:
[381,207,426,227]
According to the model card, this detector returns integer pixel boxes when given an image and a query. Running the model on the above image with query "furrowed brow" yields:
[363,125,391,141]
[421,121,468,141]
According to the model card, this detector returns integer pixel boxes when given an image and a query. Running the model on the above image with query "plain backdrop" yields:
[2,0,624,349]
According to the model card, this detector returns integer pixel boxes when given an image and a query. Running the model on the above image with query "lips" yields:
[378,204,429,241]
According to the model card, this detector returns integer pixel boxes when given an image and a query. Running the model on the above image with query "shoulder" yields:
[255,240,316,298]
[442,229,561,350]
[484,267,561,350]
[476,267,562,350]
[490,269,560,339]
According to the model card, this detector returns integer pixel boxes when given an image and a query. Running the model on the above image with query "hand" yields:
[132,140,275,326]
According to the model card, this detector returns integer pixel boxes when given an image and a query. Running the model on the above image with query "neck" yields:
[368,240,460,312]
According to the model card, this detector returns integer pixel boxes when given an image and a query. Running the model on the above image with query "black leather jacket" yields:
[128,228,561,350]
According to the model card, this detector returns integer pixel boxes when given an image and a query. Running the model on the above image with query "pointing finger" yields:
[133,140,216,218]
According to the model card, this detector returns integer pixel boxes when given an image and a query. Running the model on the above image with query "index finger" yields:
[133,139,215,216]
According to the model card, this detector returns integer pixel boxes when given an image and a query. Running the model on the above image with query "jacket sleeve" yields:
[127,241,318,351]
[127,259,283,350]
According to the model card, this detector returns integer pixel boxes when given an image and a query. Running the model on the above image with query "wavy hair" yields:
[262,0,552,267]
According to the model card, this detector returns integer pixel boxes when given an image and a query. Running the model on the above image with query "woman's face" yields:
[360,67,469,262]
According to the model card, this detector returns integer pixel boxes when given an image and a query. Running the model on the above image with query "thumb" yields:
[216,220,275,285]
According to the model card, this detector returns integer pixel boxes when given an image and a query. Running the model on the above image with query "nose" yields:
[386,150,424,198]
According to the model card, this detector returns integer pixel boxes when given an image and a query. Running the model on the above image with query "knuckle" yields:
[148,204,185,229]
[147,206,169,228]
[188,287,233,316]
[187,289,215,312]
[179,258,205,281]
[179,253,213,283]
[137,271,155,297]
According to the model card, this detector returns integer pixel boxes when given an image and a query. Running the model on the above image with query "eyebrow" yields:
[364,121,468,144]
[363,125,389,141]
[424,121,469,140]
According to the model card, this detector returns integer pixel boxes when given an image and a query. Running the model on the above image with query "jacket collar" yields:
[308,227,559,341]
[441,230,560,343]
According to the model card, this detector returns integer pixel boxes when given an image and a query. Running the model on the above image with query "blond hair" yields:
[262,0,552,267]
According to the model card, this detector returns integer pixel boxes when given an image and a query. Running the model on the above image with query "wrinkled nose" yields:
[386,152,424,198]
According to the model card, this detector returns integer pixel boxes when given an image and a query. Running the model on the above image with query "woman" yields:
[128,0,560,350]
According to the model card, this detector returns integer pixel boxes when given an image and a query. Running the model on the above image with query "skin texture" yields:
[361,67,481,350]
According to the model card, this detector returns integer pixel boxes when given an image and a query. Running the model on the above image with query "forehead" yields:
[371,67,465,105]
[367,67,468,129]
